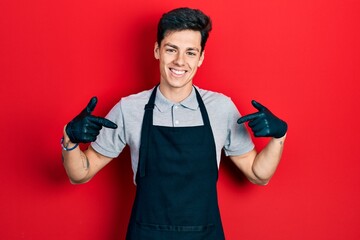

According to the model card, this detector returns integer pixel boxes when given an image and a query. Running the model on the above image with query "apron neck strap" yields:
[194,87,211,127]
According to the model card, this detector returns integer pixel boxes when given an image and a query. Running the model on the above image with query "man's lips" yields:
[170,68,187,76]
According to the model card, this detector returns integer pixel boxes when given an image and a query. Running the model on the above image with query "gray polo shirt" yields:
[91,86,254,183]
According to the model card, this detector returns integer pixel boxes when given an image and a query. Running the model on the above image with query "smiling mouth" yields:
[170,68,187,76]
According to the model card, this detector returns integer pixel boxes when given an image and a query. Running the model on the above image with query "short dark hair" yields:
[157,7,212,53]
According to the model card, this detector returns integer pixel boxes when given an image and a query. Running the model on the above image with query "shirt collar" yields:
[155,86,199,112]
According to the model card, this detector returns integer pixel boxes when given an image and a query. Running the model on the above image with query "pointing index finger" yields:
[237,112,262,124]
[89,116,118,129]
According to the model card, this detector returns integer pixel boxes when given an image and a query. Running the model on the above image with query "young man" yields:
[61,7,287,239]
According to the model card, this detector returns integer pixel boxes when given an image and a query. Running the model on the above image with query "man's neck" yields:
[159,83,193,103]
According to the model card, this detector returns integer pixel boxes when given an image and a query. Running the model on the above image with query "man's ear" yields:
[154,42,160,60]
[198,50,205,67]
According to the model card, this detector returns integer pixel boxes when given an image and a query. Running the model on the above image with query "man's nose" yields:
[173,53,185,66]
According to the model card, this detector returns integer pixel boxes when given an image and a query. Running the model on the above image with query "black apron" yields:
[126,86,225,240]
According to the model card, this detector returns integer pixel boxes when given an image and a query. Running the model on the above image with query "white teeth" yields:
[171,68,186,75]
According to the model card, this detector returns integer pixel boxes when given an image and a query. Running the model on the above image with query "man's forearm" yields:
[252,134,286,184]
[62,131,91,184]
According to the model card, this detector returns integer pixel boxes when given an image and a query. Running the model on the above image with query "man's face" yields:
[154,30,204,92]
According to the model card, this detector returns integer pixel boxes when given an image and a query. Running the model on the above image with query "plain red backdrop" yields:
[1,0,359,239]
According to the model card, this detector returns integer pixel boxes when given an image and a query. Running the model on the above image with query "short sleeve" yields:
[91,100,127,158]
[223,100,255,156]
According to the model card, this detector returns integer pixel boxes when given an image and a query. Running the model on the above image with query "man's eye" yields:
[166,49,176,53]
[187,52,197,56]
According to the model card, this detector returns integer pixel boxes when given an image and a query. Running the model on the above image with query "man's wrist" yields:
[62,125,79,151]
[272,133,287,144]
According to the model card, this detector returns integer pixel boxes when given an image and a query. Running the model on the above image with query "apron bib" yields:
[126,86,225,240]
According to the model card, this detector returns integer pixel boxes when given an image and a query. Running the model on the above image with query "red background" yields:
[1,0,359,239]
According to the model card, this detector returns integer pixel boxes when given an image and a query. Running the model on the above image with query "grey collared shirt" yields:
[91,86,254,183]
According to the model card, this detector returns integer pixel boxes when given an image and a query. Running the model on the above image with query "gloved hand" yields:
[237,100,287,138]
[65,97,118,143]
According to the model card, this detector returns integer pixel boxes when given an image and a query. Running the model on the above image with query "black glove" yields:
[65,97,118,143]
[237,100,287,138]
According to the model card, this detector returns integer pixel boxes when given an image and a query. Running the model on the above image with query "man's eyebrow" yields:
[187,47,200,52]
[164,43,179,49]
[164,43,200,52]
